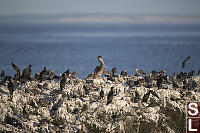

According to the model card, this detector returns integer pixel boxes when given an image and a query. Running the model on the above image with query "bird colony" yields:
[0,57,200,132]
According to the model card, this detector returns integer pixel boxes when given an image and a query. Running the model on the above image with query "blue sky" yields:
[0,0,200,16]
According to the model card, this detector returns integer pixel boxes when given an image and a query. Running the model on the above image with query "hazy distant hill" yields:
[1,14,200,24]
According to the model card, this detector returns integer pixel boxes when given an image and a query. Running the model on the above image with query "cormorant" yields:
[188,71,195,78]
[39,67,47,82]
[62,69,70,77]
[198,70,200,75]
[182,56,191,68]
[22,65,32,80]
[134,91,141,103]
[142,91,150,102]
[107,87,114,105]
[100,89,104,99]
[157,76,163,89]
[60,74,67,91]
[8,77,15,95]
[112,67,117,76]
[0,70,5,78]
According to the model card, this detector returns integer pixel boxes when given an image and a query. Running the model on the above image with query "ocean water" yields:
[0,23,200,78]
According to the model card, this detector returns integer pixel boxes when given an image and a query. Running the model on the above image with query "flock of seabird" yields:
[0,55,200,105]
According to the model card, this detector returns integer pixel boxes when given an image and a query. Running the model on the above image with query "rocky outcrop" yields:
[0,75,199,133]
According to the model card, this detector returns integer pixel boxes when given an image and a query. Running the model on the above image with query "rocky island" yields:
[0,66,200,132]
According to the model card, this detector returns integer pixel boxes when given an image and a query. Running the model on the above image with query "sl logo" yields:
[186,102,200,133]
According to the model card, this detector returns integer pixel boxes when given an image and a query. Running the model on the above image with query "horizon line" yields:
[1,13,200,17]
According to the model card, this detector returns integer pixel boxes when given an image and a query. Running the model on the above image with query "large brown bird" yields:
[94,56,106,78]
[11,62,20,80]
[182,56,191,68]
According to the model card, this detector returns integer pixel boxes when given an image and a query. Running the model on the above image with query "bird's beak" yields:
[103,62,106,68]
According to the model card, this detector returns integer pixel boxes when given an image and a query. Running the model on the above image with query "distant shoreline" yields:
[1,14,200,24]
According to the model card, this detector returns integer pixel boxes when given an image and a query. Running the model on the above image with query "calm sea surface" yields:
[0,23,200,78]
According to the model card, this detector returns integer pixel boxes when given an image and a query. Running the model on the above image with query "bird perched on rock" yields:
[35,72,40,80]
[127,80,134,87]
[176,72,182,79]
[22,65,32,80]
[51,99,63,113]
[188,71,195,78]
[94,56,106,78]
[142,91,151,102]
[60,74,67,91]
[39,67,47,82]
[183,78,188,85]
[159,70,166,75]
[62,69,70,77]
[83,85,90,95]
[144,74,153,85]
[104,69,112,77]
[87,73,94,80]
[71,70,78,79]
[134,91,141,103]
[182,56,191,68]
[157,76,163,89]
[149,90,159,99]
[11,62,20,80]
[112,67,117,76]
[142,90,159,103]
[150,71,158,80]
[48,69,55,80]
[172,80,179,90]
[107,87,114,105]
[135,69,145,77]
[198,70,200,75]
[100,89,104,99]
[120,70,127,77]
[22,104,29,119]
[8,77,15,95]
[0,70,5,78]
[182,72,188,79]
